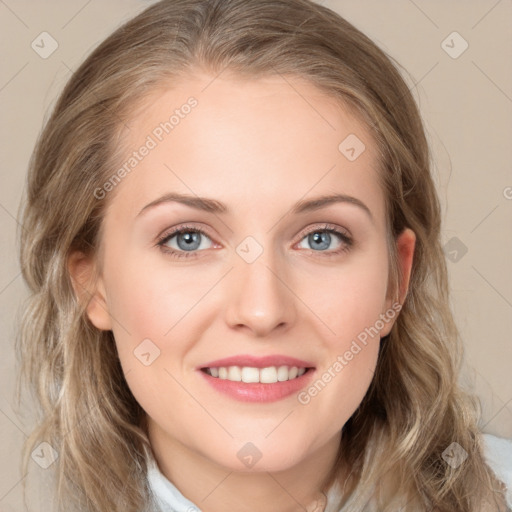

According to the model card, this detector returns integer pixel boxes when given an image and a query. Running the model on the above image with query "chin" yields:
[200,436,311,473]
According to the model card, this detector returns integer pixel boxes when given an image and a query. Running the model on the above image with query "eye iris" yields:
[177,231,201,251]
[309,231,331,250]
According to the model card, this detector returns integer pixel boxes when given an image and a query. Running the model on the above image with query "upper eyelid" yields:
[157,224,214,244]
[297,223,352,239]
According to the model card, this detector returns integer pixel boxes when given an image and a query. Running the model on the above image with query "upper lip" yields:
[198,354,315,370]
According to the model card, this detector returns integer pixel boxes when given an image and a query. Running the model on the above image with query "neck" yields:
[148,420,343,512]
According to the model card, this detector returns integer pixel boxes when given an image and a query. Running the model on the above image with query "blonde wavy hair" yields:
[17,0,507,511]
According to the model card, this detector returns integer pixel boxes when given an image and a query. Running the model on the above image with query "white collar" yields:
[147,455,200,512]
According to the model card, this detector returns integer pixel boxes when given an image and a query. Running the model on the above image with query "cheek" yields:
[298,299,381,439]
[101,253,203,423]
[295,247,388,420]
[104,249,214,342]
[300,245,390,343]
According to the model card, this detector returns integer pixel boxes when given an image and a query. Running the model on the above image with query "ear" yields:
[67,250,112,331]
[380,228,416,337]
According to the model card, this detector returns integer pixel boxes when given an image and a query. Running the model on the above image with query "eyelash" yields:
[156,223,353,260]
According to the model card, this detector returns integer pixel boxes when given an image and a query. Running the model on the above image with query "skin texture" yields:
[69,71,415,512]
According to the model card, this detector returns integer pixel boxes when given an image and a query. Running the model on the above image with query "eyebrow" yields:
[137,192,373,220]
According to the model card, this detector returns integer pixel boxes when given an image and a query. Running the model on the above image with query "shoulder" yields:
[482,433,512,509]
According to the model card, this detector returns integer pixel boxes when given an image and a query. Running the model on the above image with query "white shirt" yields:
[147,433,512,511]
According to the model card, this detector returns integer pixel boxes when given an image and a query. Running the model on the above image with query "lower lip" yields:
[198,369,315,403]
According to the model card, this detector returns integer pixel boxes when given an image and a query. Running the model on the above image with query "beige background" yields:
[1,1,511,510]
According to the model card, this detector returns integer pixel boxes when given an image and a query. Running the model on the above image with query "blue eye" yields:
[157,225,213,258]
[157,223,353,259]
[297,227,352,253]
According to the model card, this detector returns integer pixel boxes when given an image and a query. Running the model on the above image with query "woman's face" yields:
[79,71,414,474]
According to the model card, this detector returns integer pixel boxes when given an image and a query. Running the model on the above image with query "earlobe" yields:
[380,228,416,337]
[67,250,112,331]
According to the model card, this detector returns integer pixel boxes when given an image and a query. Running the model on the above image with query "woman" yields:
[17,0,511,510]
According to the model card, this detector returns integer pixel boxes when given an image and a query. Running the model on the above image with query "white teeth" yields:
[205,365,308,383]
[260,366,277,384]
[241,367,260,383]
[277,365,289,381]
[228,366,242,381]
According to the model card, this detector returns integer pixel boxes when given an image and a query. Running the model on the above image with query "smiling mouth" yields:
[201,365,312,384]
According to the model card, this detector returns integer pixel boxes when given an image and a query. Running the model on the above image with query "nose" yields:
[224,248,297,338]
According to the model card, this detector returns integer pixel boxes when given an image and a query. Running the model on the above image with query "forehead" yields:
[110,71,385,223]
